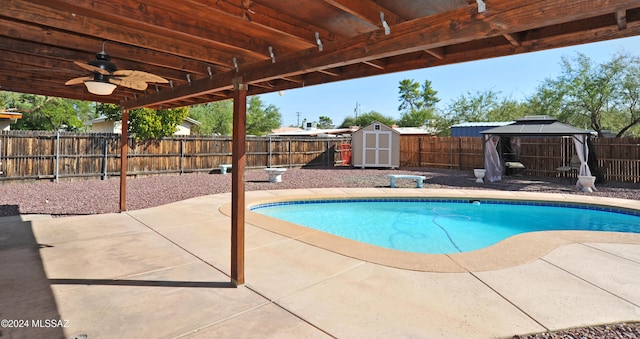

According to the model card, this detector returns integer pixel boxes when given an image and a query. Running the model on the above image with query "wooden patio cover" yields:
[3,0,640,285]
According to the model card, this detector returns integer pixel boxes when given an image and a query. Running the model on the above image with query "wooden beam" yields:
[46,0,305,56]
[5,0,255,67]
[119,109,129,212]
[318,69,341,77]
[424,48,445,60]
[321,0,404,26]
[503,33,522,47]
[132,16,640,109]
[616,10,628,30]
[124,0,640,109]
[231,77,246,287]
[193,0,335,45]
[247,15,640,100]
[0,22,215,78]
[363,60,385,69]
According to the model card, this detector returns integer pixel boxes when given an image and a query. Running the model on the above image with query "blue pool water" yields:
[251,199,640,254]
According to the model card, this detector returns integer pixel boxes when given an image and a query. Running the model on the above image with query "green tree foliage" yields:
[340,111,396,127]
[246,96,282,136]
[431,114,458,137]
[531,52,640,137]
[525,83,568,120]
[2,92,93,131]
[445,89,528,124]
[98,103,189,140]
[617,57,640,137]
[339,116,357,128]
[397,79,440,127]
[398,79,422,111]
[397,108,436,127]
[447,89,499,122]
[189,100,233,135]
[317,116,334,129]
[487,98,528,122]
[421,80,440,108]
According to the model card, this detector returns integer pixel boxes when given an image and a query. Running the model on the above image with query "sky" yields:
[260,35,640,127]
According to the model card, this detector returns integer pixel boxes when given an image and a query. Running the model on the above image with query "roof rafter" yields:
[124,0,640,109]
[321,0,403,26]
[5,0,257,67]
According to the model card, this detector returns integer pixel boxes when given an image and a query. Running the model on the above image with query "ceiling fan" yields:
[65,44,168,95]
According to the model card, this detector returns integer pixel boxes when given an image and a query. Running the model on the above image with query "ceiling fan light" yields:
[84,80,117,95]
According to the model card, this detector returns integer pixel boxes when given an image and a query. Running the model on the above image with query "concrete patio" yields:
[1,188,639,338]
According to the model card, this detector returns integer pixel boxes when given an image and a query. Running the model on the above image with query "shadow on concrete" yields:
[48,279,234,288]
[0,204,21,217]
[0,211,66,338]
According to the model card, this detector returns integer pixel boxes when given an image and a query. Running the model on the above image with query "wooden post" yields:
[119,109,129,212]
[458,137,463,170]
[418,137,422,167]
[231,78,246,286]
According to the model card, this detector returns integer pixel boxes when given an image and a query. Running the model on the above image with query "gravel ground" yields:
[1,167,639,338]
[510,322,640,339]
[1,167,638,217]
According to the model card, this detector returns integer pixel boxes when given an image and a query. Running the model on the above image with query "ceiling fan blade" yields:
[74,61,110,75]
[109,77,148,91]
[113,70,168,83]
[65,76,93,85]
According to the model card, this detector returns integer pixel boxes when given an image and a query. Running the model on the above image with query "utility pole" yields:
[296,112,301,126]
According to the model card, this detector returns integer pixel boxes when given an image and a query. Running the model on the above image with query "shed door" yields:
[363,130,392,167]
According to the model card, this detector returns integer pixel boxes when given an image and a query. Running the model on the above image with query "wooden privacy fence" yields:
[400,135,640,183]
[0,131,349,181]
[1,131,639,183]
[400,136,484,170]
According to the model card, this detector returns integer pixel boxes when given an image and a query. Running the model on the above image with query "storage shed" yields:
[351,122,400,168]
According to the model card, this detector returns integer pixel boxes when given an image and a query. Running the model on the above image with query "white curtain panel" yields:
[573,134,596,190]
[484,135,502,182]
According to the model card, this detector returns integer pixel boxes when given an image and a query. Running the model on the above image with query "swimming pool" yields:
[251,198,640,254]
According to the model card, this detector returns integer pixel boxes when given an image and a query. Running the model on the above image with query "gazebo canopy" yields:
[480,116,593,137]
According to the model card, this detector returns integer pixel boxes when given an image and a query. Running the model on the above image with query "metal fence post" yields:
[55,131,60,183]
[268,136,272,168]
[449,138,453,170]
[180,139,185,174]
[288,138,292,168]
[326,140,330,166]
[102,135,108,180]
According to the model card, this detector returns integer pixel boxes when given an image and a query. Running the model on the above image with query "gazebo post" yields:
[231,77,247,287]
[119,109,129,212]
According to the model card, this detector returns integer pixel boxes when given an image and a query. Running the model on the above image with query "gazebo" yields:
[480,116,598,188]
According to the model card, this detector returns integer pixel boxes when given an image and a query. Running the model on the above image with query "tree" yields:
[342,111,396,127]
[189,100,233,135]
[421,80,440,108]
[98,103,189,140]
[397,79,440,127]
[431,112,458,137]
[527,51,640,137]
[3,92,94,131]
[614,54,640,137]
[487,97,528,122]
[317,116,334,129]
[246,96,282,136]
[398,79,422,111]
[339,116,357,128]
[446,89,501,123]
[397,108,436,127]
[525,82,568,120]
